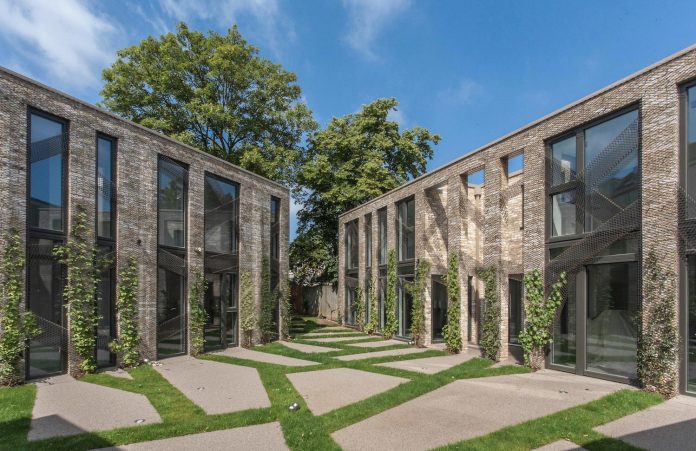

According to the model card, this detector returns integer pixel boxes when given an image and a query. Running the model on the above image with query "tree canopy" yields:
[292,98,440,284]
[100,23,316,184]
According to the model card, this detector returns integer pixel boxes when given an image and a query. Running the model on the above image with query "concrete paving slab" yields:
[99,368,133,379]
[153,356,270,414]
[279,341,336,353]
[217,347,317,367]
[336,347,430,361]
[534,440,587,451]
[332,370,625,451]
[287,368,408,415]
[376,351,477,374]
[594,395,696,451]
[307,335,371,343]
[304,327,354,335]
[29,375,161,441]
[348,339,405,348]
[95,421,288,450]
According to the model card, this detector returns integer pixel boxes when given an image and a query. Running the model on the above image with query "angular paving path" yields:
[287,368,408,415]
[534,440,587,451]
[96,422,288,450]
[218,347,317,366]
[307,336,372,343]
[336,347,429,361]
[594,395,696,451]
[332,370,625,450]
[279,341,336,353]
[348,339,405,348]
[153,356,270,414]
[376,351,477,374]
[29,375,161,441]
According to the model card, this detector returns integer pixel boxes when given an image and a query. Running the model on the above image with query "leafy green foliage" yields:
[259,257,276,343]
[293,98,440,284]
[53,206,110,375]
[188,271,209,357]
[405,260,429,347]
[442,253,462,354]
[476,265,500,361]
[365,278,379,334]
[638,251,679,398]
[109,257,140,368]
[239,270,256,348]
[279,287,292,340]
[354,287,365,331]
[519,270,566,370]
[100,23,316,185]
[0,230,40,386]
[383,249,399,339]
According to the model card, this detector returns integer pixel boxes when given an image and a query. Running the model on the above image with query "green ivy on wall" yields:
[519,269,566,370]
[638,250,679,398]
[279,286,292,340]
[188,271,208,357]
[476,265,500,361]
[0,230,40,386]
[54,205,110,376]
[354,286,365,331]
[109,257,140,368]
[442,253,462,354]
[239,269,256,348]
[365,278,379,334]
[383,249,398,339]
[259,256,276,343]
[405,259,429,347]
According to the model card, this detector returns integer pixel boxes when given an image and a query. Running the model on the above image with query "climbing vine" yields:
[109,257,140,368]
[383,249,398,339]
[476,265,500,361]
[519,269,566,370]
[259,256,276,343]
[240,269,256,348]
[638,250,679,398]
[442,253,462,353]
[354,286,365,331]
[405,260,429,347]
[54,205,110,376]
[279,286,292,340]
[189,271,208,357]
[365,278,379,334]
[0,230,40,386]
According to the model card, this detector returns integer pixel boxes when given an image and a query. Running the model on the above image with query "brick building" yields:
[338,44,696,391]
[0,66,289,380]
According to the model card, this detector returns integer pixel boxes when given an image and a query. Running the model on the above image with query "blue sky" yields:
[1,0,694,239]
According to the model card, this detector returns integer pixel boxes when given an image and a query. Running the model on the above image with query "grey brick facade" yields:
[0,66,289,379]
[339,44,696,389]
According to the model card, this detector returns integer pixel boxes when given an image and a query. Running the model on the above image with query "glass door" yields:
[431,276,447,341]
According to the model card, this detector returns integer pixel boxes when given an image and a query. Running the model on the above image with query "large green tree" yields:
[292,98,439,284]
[100,23,316,184]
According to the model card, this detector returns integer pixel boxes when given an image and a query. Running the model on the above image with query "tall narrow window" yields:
[96,134,116,367]
[432,276,447,341]
[685,84,696,392]
[344,219,359,325]
[27,110,68,378]
[365,213,372,268]
[687,85,696,218]
[270,197,280,290]
[204,174,239,350]
[508,277,523,345]
[396,197,415,262]
[377,208,387,265]
[157,156,188,357]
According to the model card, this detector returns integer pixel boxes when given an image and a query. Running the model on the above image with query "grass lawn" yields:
[0,317,663,451]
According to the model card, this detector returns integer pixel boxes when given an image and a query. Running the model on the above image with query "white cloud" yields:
[341,0,411,59]
[0,0,118,88]
[439,78,483,105]
[387,107,407,127]
[159,0,294,55]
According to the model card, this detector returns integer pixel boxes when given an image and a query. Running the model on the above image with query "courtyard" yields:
[1,318,693,451]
